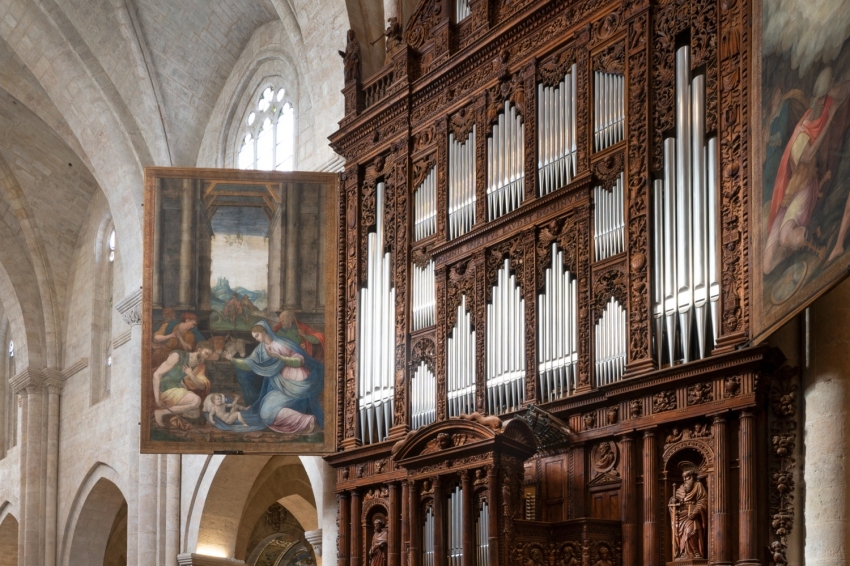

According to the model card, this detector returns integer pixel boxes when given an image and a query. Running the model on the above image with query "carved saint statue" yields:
[369,516,388,566]
[384,17,402,58]
[593,546,613,566]
[559,546,579,566]
[668,461,708,559]
[525,547,546,566]
[338,30,361,84]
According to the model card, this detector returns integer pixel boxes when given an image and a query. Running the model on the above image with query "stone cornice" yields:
[115,289,142,326]
[176,554,246,566]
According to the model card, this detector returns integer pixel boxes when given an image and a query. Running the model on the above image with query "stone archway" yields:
[0,509,18,566]
[62,476,127,566]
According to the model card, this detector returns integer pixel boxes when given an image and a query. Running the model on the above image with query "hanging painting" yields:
[141,168,339,454]
[752,0,850,341]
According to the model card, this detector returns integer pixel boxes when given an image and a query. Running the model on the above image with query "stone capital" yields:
[10,367,65,395]
[176,554,245,566]
[304,529,323,556]
[115,289,143,327]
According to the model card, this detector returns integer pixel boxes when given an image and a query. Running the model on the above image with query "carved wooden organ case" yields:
[328,0,798,565]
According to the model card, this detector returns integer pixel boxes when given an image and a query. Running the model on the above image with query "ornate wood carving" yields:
[652,390,677,413]
[538,46,577,87]
[769,362,799,565]
[592,39,625,75]
[592,263,628,323]
[592,151,624,191]
[449,106,476,143]
[410,337,436,375]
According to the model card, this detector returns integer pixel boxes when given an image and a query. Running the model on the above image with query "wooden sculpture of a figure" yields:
[668,461,708,559]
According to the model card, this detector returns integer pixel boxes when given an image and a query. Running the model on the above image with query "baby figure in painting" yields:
[203,393,250,427]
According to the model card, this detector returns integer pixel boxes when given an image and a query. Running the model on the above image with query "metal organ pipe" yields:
[448,486,463,566]
[414,167,437,241]
[594,297,626,386]
[537,65,577,196]
[455,0,470,22]
[487,100,525,221]
[412,259,436,331]
[651,44,719,366]
[410,361,436,430]
[593,71,625,151]
[448,296,475,417]
[449,127,477,239]
[593,172,625,261]
[423,507,435,566]
[357,181,396,445]
[486,259,526,415]
[538,243,578,402]
[476,502,489,566]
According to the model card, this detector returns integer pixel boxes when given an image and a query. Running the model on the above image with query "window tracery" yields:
[237,85,296,172]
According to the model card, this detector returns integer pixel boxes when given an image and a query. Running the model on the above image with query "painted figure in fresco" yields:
[369,517,388,566]
[240,294,258,322]
[273,310,326,362]
[222,321,323,434]
[152,311,206,369]
[224,293,245,324]
[668,462,708,559]
[764,67,850,274]
[152,343,213,426]
[203,392,249,427]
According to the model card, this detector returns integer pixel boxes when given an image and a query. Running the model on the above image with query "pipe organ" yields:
[330,1,788,565]
[357,181,395,445]
[538,244,578,402]
[537,66,577,196]
[593,71,625,151]
[448,128,476,239]
[487,100,525,220]
[447,296,476,417]
[651,45,719,366]
[486,259,526,415]
[593,173,624,261]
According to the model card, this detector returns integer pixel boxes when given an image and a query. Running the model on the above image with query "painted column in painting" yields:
[152,179,163,309]
[283,182,301,311]
[268,203,284,312]
[177,178,196,310]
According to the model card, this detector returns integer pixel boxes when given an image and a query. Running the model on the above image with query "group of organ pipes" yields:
[328,0,784,565]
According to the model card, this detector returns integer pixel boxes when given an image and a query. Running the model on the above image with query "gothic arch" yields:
[0,504,17,566]
[59,463,126,566]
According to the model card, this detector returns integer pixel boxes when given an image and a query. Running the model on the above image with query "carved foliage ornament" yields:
[592,265,627,323]
[592,40,625,75]
[769,364,799,564]
[652,390,677,413]
[486,236,526,302]
[538,46,577,87]
[450,106,476,144]
[410,337,436,375]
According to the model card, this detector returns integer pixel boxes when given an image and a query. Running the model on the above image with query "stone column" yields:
[642,430,659,566]
[620,434,637,566]
[433,477,446,566]
[389,482,400,566]
[339,492,351,566]
[152,180,163,308]
[804,278,850,565]
[45,377,61,566]
[305,530,323,566]
[351,490,362,566]
[177,178,195,309]
[713,415,732,566]
[282,184,301,310]
[166,455,181,566]
[736,411,760,566]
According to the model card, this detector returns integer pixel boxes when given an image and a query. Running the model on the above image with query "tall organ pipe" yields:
[594,297,626,386]
[651,44,719,366]
[476,501,489,566]
[487,259,526,415]
[487,100,525,220]
[449,128,476,239]
[594,71,625,151]
[593,172,625,261]
[448,486,463,566]
[537,65,577,196]
[448,296,475,417]
[357,181,396,445]
[412,259,436,330]
[455,0,470,22]
[538,243,578,402]
[414,167,437,241]
[410,361,436,430]
[423,507,435,566]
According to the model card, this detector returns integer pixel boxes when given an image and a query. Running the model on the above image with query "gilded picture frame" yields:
[141,167,339,454]
[752,0,850,342]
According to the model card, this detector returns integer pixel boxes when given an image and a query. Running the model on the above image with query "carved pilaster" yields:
[737,411,760,566]
[712,415,732,566]
[339,492,351,566]
[620,434,637,566]
[642,430,659,566]
[351,490,363,566]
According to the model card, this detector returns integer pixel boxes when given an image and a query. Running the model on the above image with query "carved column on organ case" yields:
[436,117,449,244]
[474,93,487,228]
[522,228,538,405]
[339,491,351,566]
[620,434,638,566]
[737,411,761,565]
[574,37,590,176]
[569,444,587,519]
[351,490,363,566]
[391,142,411,439]
[409,480,420,566]
[343,163,362,449]
[522,61,538,201]
[435,265,448,421]
[473,252,487,415]
[461,470,474,566]
[624,5,654,376]
[712,414,732,566]
[487,465,500,566]
[401,480,410,566]
[390,481,401,566]
[434,476,447,566]
[643,430,659,566]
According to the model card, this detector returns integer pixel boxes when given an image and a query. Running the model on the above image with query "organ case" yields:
[328,0,798,565]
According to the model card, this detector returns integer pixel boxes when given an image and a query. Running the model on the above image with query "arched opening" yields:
[194,455,321,563]
[0,512,18,566]
[66,478,127,566]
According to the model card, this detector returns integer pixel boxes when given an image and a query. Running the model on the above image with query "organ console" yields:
[328,0,796,565]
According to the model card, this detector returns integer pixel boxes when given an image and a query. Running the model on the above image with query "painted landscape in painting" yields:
[754,0,850,339]
[141,169,337,454]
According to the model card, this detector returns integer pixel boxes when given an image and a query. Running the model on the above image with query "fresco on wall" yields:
[142,168,338,454]
[753,0,850,340]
